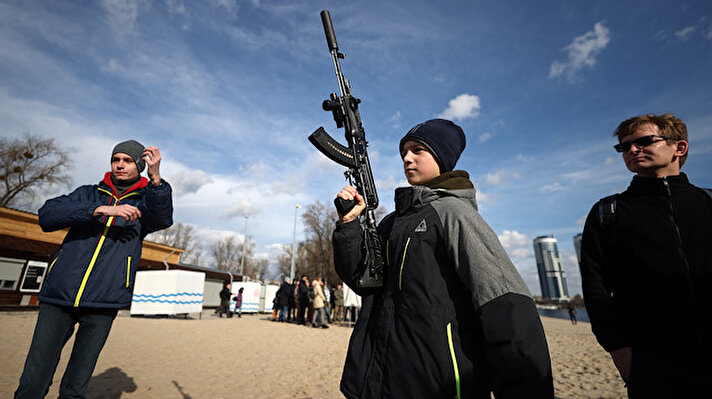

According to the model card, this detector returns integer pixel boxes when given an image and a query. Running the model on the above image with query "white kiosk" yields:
[130,270,205,316]
[261,284,280,313]
[230,281,262,313]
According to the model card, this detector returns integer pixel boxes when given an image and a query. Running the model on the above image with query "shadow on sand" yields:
[86,367,137,399]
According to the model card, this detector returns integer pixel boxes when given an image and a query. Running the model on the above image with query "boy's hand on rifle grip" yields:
[337,186,366,223]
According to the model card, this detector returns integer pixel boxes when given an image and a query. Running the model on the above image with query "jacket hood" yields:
[394,170,477,215]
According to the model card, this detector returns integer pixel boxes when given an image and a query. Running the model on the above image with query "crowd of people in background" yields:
[216,275,358,328]
[272,275,357,328]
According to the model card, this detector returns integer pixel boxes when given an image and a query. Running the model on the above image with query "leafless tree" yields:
[211,234,257,277]
[251,258,270,281]
[147,222,204,266]
[276,243,308,280]
[211,236,241,272]
[296,200,388,286]
[0,134,72,209]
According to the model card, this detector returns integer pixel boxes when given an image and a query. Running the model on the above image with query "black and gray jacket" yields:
[333,171,553,399]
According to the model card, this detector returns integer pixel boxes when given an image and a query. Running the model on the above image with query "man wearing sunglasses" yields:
[580,113,712,398]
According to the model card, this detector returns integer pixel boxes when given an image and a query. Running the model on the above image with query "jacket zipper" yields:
[74,189,142,306]
[74,192,119,307]
[385,240,390,267]
[398,237,411,291]
[127,256,132,288]
[447,322,462,399]
[662,178,696,295]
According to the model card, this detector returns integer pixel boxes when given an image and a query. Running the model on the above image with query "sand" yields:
[0,311,626,398]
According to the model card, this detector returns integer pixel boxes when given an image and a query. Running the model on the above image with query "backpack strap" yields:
[597,194,618,247]
[598,194,618,226]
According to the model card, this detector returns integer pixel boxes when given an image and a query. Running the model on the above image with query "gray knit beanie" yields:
[112,140,146,173]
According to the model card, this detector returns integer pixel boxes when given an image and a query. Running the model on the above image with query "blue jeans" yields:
[15,302,117,399]
[279,305,288,321]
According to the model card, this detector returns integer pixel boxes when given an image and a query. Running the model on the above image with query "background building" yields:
[573,233,583,265]
[533,235,569,301]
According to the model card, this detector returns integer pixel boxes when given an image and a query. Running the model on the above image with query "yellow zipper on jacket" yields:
[127,256,131,287]
[447,322,462,399]
[75,212,115,307]
[398,237,411,291]
[74,188,143,306]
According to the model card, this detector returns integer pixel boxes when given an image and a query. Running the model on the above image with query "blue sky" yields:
[2,0,711,296]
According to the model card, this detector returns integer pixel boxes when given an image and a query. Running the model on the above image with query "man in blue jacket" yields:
[15,140,173,399]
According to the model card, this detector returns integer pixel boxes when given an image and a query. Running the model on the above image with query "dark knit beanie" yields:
[112,140,146,173]
[399,119,466,173]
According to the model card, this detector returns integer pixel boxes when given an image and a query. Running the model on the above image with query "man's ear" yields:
[675,140,689,157]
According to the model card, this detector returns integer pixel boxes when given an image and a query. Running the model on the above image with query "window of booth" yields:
[0,257,26,291]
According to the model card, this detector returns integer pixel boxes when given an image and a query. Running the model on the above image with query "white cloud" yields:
[439,94,481,121]
[170,170,213,196]
[498,230,534,275]
[225,200,260,219]
[511,248,533,259]
[475,189,491,204]
[210,0,239,18]
[100,0,141,36]
[498,229,531,249]
[549,21,611,82]
[675,26,695,41]
[486,171,503,185]
[376,175,408,193]
[540,182,563,193]
[478,132,492,143]
[576,215,587,226]
[386,111,402,129]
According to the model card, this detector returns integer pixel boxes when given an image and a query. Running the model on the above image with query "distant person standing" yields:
[311,276,328,329]
[218,281,232,318]
[233,287,244,318]
[15,140,173,399]
[277,277,292,322]
[333,284,344,323]
[580,113,712,398]
[297,275,310,325]
[323,279,332,323]
[289,278,298,322]
[567,305,577,325]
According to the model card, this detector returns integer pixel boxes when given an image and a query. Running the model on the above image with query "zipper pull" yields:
[662,177,672,197]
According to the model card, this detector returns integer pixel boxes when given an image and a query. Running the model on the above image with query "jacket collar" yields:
[394,170,477,215]
[628,172,691,196]
[101,172,149,198]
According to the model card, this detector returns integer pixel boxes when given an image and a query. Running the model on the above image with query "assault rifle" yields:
[308,10,384,289]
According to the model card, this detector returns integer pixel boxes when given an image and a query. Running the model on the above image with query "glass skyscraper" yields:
[533,235,569,301]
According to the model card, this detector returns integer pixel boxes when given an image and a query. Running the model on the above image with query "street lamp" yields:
[290,204,301,281]
[239,214,249,277]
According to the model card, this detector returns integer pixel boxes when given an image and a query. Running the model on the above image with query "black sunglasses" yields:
[614,135,677,153]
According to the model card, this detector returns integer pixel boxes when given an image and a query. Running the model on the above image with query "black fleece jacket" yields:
[580,173,712,361]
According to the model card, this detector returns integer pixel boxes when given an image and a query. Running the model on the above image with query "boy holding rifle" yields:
[333,119,554,399]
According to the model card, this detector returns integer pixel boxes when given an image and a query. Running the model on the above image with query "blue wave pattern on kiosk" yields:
[132,292,203,304]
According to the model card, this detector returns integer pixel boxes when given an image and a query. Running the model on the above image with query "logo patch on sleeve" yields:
[415,219,427,233]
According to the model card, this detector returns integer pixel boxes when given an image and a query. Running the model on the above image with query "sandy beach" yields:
[0,311,625,399]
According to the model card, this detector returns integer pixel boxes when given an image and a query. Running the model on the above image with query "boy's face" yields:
[111,152,139,181]
[401,140,441,185]
[620,123,686,178]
